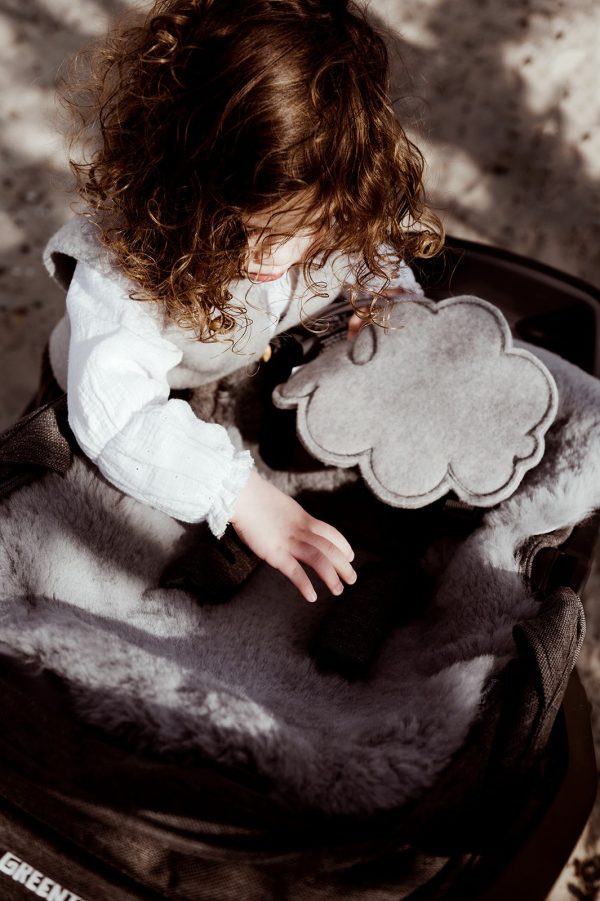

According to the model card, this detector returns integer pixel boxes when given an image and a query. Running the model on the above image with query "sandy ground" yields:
[0,1,599,897]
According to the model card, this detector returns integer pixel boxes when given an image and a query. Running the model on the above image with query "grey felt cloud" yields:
[273,295,559,508]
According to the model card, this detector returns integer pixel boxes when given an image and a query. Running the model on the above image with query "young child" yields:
[44,0,443,605]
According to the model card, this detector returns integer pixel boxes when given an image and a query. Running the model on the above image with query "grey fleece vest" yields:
[43,215,347,391]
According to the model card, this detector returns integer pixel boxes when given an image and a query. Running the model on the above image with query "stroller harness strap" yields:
[0,396,73,500]
[512,586,586,765]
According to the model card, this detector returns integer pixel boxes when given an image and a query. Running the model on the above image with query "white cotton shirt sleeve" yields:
[65,261,254,536]
[361,247,425,295]
[386,257,425,295]
[330,246,424,298]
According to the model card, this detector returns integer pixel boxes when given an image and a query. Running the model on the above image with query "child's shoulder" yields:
[43,211,131,296]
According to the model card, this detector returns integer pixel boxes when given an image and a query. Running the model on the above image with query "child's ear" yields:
[348,324,377,366]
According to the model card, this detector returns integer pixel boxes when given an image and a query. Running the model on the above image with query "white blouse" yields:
[63,257,422,536]
[65,261,263,536]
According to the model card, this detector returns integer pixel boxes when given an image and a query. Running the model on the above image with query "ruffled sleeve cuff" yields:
[206,449,255,538]
[389,259,425,297]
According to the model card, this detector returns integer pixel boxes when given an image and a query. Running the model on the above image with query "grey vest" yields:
[43,216,347,390]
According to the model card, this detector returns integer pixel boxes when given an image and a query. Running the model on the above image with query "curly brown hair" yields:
[60,0,443,340]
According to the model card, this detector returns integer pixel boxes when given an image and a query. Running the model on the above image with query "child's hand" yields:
[230,471,356,603]
[347,311,366,340]
[346,287,409,339]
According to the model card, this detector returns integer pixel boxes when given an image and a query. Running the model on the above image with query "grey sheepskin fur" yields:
[0,342,598,817]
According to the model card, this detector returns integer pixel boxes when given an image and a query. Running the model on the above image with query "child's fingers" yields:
[297,532,357,585]
[275,554,318,603]
[383,286,409,298]
[292,540,349,598]
[309,519,354,561]
[346,312,364,339]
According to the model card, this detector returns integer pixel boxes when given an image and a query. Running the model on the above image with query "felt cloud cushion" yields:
[273,295,559,508]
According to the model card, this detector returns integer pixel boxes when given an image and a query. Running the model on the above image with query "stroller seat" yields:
[0,237,597,901]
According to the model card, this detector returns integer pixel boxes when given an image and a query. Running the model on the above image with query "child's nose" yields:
[249,242,267,264]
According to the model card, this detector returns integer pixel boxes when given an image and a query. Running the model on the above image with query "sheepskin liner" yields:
[0,343,598,818]
[274,296,559,508]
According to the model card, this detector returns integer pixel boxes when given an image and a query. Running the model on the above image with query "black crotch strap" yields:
[512,586,586,765]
